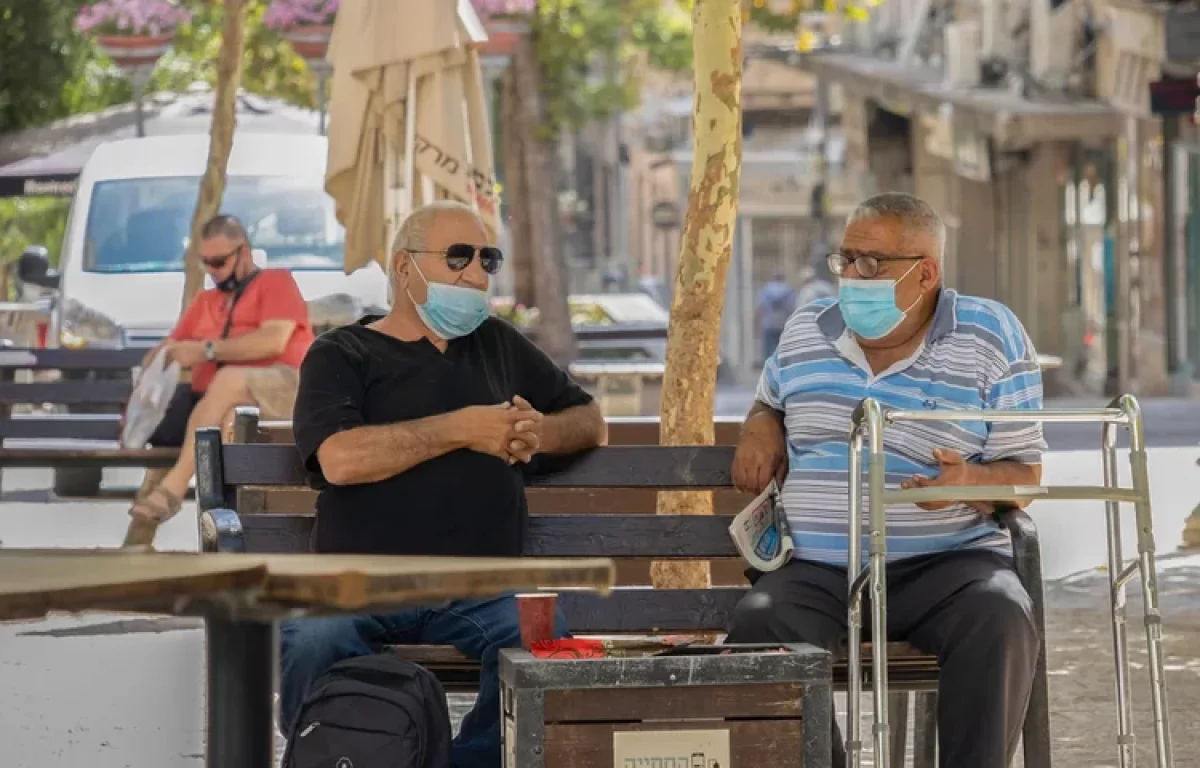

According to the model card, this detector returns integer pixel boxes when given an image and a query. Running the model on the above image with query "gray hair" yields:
[846,193,946,262]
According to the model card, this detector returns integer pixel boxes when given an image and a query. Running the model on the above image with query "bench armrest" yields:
[993,504,1043,598]
[199,508,246,554]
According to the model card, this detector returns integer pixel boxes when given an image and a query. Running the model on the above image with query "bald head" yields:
[846,193,946,263]
[391,200,487,255]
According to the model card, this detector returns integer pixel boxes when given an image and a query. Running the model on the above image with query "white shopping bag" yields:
[121,347,182,450]
[728,478,794,572]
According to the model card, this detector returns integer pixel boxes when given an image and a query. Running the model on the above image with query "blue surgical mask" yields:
[407,260,490,339]
[837,262,921,340]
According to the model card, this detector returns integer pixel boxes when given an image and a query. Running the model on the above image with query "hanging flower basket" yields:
[265,0,337,62]
[94,32,175,69]
[284,24,334,63]
[76,0,189,73]
[471,0,534,58]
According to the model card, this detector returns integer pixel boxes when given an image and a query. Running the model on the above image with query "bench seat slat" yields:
[240,513,741,558]
[0,380,131,405]
[392,641,932,665]
[220,445,738,489]
[0,447,177,467]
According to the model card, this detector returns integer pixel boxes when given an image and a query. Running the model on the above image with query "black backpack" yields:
[283,654,453,768]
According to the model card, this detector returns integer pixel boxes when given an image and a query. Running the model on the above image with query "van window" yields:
[83,175,345,273]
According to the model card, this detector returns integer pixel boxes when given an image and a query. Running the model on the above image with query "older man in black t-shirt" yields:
[281,200,606,767]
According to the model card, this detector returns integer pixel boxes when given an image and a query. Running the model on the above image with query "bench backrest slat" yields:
[0,414,120,441]
[240,416,746,447]
[219,444,738,489]
[0,379,131,405]
[235,513,740,558]
[0,347,145,371]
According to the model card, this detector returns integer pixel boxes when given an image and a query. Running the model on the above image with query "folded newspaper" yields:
[728,478,794,571]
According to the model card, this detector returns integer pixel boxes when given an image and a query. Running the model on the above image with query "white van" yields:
[17,132,387,495]
[41,132,387,347]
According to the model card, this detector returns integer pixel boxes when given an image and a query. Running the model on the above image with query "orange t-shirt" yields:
[170,269,314,392]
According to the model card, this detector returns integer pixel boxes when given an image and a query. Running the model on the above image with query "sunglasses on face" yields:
[407,244,504,275]
[202,243,244,270]
[826,250,924,279]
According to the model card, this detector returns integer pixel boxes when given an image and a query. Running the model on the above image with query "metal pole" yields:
[1119,395,1175,768]
[846,425,865,768]
[1102,421,1136,767]
[206,615,277,768]
[863,399,890,768]
[315,67,330,136]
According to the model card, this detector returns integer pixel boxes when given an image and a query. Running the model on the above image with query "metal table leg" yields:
[206,615,277,768]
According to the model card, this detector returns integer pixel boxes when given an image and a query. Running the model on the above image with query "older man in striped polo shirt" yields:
[729,193,1044,768]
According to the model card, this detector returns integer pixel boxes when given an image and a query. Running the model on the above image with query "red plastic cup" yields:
[516,592,557,649]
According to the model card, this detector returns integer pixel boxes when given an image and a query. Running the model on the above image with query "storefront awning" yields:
[806,53,1124,150]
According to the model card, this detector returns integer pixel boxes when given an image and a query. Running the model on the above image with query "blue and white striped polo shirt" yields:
[757,289,1046,566]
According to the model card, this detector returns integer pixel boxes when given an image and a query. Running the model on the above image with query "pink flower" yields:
[76,0,190,36]
[263,0,340,30]
[470,0,537,19]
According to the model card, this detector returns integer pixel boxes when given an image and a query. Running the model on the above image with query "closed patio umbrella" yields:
[325,0,499,274]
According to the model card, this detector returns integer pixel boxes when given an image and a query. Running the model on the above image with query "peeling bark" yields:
[179,0,250,311]
[651,0,743,591]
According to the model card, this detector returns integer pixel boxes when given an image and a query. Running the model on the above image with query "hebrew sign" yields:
[612,729,731,768]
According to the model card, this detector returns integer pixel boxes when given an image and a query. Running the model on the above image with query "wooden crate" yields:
[500,644,832,768]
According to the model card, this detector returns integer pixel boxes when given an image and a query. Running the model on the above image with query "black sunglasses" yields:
[407,243,504,275]
[826,250,924,279]
[202,243,245,270]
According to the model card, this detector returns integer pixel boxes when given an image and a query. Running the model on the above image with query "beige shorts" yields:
[242,364,300,420]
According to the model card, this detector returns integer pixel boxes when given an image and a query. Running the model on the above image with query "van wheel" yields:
[54,466,103,498]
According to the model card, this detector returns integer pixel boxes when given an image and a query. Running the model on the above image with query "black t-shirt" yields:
[292,316,593,557]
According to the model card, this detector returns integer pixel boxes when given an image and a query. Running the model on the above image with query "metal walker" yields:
[845,395,1174,768]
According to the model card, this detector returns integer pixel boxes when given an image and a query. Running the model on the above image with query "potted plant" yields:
[76,0,190,69]
[265,0,340,61]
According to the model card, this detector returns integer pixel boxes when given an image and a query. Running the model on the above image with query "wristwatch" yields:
[204,341,217,362]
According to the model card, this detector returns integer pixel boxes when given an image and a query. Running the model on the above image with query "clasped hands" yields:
[461,395,544,465]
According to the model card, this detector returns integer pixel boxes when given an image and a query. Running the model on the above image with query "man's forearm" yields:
[142,340,167,368]
[970,460,1042,509]
[318,412,466,485]
[540,402,606,454]
[212,327,289,363]
[742,399,784,441]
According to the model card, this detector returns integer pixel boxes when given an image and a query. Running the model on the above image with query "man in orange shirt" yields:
[124,214,314,546]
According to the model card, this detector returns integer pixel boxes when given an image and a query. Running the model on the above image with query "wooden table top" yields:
[0,549,616,622]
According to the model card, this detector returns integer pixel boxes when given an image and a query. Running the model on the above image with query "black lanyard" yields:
[216,269,261,367]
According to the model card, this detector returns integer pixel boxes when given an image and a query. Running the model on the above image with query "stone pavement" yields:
[1,448,1198,767]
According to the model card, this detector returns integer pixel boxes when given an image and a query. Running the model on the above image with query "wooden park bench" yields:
[195,414,1053,767]
[0,346,175,495]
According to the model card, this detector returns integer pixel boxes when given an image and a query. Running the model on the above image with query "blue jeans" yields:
[279,594,569,768]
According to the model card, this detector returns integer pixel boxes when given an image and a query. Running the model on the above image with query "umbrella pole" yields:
[404,65,418,214]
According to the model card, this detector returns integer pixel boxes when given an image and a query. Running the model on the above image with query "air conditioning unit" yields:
[944,20,982,89]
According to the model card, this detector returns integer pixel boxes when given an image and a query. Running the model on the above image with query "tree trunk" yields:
[179,0,251,311]
[650,0,743,590]
[501,66,536,309]
[512,32,576,367]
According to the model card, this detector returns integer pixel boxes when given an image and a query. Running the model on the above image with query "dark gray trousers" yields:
[726,550,1038,768]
